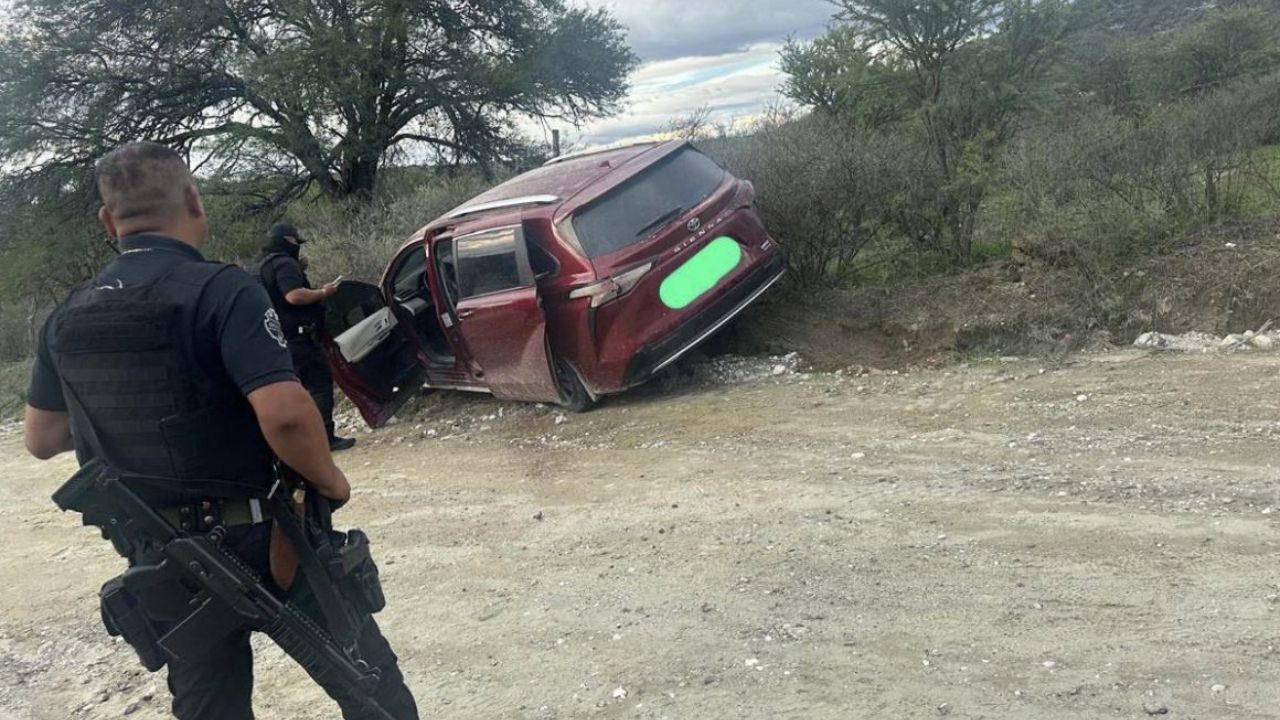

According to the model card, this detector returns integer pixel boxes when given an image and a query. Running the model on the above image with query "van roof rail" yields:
[543,141,662,167]
[446,194,560,220]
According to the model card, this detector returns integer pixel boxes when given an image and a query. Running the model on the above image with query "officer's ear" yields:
[98,206,119,240]
[183,184,206,220]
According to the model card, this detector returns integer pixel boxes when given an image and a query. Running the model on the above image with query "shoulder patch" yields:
[264,309,288,349]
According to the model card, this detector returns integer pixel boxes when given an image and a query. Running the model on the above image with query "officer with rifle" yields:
[23,142,419,719]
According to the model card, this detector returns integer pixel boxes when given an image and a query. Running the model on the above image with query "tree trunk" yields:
[1204,165,1218,214]
[25,295,38,357]
[338,153,381,202]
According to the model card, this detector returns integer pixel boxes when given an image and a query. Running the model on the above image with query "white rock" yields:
[1211,683,1227,694]
[1252,335,1275,350]
[1134,332,1169,349]
[772,365,787,376]
[1076,395,1089,403]
[612,686,628,700]
[744,658,760,668]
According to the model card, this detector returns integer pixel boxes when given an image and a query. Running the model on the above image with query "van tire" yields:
[555,358,597,413]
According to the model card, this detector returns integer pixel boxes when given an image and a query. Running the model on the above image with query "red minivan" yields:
[323,140,785,427]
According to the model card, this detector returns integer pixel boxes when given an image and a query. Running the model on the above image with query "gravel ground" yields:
[3,350,1280,719]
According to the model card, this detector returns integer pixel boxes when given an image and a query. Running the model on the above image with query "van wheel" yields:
[555,358,596,413]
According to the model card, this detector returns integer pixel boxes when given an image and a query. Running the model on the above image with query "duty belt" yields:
[159,498,268,533]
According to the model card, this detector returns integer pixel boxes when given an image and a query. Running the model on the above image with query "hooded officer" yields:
[249,222,356,452]
[23,142,419,720]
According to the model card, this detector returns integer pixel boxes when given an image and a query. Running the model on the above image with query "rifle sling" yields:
[63,374,363,651]
[268,490,363,651]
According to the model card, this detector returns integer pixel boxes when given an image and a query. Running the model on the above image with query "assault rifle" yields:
[54,462,396,720]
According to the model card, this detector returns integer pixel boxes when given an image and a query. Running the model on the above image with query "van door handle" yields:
[457,309,475,319]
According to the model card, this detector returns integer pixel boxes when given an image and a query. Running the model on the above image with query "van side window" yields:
[390,245,427,301]
[455,228,525,299]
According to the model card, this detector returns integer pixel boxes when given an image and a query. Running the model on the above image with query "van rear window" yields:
[571,148,726,259]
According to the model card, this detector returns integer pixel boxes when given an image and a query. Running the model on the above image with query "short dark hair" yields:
[95,142,195,221]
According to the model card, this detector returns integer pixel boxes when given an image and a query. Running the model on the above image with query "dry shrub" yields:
[290,174,494,283]
[994,74,1280,317]
[0,301,47,362]
[710,111,898,287]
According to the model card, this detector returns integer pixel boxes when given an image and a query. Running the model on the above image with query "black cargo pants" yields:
[288,336,337,441]
[159,524,419,720]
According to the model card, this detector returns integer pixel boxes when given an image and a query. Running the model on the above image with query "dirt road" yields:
[3,351,1280,719]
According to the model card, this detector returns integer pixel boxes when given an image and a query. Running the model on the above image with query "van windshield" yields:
[570,147,726,259]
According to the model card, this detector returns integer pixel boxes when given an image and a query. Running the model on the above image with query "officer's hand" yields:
[318,466,352,504]
[321,282,339,298]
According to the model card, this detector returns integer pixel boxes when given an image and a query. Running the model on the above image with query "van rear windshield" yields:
[571,148,726,259]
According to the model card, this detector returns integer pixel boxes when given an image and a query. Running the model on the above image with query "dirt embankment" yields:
[3,350,1280,719]
[739,216,1280,370]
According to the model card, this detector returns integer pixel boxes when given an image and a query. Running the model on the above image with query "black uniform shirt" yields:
[257,253,323,334]
[28,234,298,412]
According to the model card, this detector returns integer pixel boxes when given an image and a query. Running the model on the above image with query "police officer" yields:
[23,142,419,720]
[249,222,356,452]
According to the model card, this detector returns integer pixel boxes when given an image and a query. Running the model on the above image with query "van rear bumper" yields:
[623,253,785,386]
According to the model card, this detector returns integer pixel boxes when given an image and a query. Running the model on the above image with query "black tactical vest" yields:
[51,263,275,504]
[247,251,321,335]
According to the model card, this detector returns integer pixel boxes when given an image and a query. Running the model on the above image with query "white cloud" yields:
[584,0,831,60]
[527,0,838,146]
[527,43,794,148]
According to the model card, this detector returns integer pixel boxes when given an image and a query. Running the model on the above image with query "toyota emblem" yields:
[686,217,702,233]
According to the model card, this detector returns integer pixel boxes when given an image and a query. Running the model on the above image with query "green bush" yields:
[991,74,1280,319]
[0,358,32,419]
[708,112,899,287]
[265,173,495,284]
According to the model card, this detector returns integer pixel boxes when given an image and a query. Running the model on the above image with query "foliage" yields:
[991,73,1280,319]
[0,359,34,419]
[0,0,636,202]
[781,0,1280,274]
[709,112,900,286]
[783,0,1075,264]
[1068,4,1280,110]
[0,174,114,307]
[1148,5,1280,97]
[779,27,913,127]
[288,172,498,284]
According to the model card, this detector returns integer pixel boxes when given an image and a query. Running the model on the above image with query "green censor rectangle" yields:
[660,236,743,310]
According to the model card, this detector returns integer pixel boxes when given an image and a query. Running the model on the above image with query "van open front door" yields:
[322,281,426,428]
[449,223,562,403]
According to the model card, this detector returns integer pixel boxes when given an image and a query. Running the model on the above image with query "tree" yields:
[779,26,912,127]
[0,0,637,202]
[831,0,1001,104]
[1146,5,1280,99]
[782,0,1073,263]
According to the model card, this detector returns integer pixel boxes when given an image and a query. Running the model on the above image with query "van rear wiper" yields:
[634,205,685,238]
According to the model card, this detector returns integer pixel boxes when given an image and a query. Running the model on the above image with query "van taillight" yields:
[568,263,653,308]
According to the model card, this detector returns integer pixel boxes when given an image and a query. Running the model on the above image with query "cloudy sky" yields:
[546,0,836,147]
